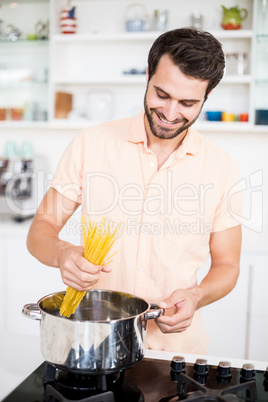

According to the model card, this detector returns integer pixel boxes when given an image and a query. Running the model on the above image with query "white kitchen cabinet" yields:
[197,254,250,359]
[198,252,268,362]
[1,215,81,336]
[0,235,5,332]
[246,254,268,361]
[4,233,63,336]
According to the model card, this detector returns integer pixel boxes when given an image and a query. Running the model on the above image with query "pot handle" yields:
[22,303,42,321]
[144,303,165,320]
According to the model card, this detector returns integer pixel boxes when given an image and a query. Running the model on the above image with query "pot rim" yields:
[37,289,150,323]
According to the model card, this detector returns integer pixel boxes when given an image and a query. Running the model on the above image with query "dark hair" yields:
[147,27,225,99]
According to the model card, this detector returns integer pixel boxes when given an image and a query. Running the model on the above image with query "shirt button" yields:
[139,267,144,273]
[149,161,155,168]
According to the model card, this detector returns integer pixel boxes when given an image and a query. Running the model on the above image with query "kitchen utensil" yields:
[151,9,168,31]
[55,92,73,119]
[124,3,150,32]
[35,20,49,39]
[5,24,22,41]
[22,289,164,374]
[191,10,203,29]
[0,108,6,121]
[221,5,248,30]
[225,53,248,75]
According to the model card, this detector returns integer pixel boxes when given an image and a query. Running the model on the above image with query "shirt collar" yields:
[127,110,201,156]
[177,126,201,157]
[127,111,147,145]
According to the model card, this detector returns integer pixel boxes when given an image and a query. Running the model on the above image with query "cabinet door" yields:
[0,235,6,332]
[197,254,250,359]
[5,234,64,336]
[0,2,49,122]
[247,254,268,361]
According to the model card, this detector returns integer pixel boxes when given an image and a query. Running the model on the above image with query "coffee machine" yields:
[0,155,47,221]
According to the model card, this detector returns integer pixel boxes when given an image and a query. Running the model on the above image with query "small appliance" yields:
[0,156,46,221]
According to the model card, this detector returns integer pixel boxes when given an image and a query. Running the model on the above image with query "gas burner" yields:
[43,363,144,402]
[176,372,257,401]
[44,384,115,402]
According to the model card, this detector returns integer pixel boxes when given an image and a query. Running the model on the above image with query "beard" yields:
[144,91,202,140]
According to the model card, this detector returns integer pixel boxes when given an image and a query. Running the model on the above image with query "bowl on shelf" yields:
[205,111,222,121]
[221,112,236,122]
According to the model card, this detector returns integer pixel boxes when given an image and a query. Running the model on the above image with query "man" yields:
[27,28,242,354]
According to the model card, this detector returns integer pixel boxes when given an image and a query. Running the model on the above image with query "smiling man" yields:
[27,28,242,354]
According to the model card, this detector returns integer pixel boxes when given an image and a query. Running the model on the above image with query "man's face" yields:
[144,55,208,140]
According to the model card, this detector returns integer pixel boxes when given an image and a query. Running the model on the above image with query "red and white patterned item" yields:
[60,6,77,34]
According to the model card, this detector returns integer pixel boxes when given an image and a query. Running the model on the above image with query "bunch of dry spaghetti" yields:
[59,216,121,317]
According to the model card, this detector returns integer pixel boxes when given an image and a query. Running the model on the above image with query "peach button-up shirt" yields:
[50,111,242,354]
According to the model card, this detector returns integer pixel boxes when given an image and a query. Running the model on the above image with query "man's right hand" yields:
[58,243,112,291]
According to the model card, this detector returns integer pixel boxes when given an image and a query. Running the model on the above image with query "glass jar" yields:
[225,53,247,75]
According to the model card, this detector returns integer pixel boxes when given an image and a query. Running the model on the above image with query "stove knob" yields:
[171,356,186,372]
[217,361,232,382]
[194,359,208,376]
[193,359,208,385]
[241,363,255,382]
[170,356,185,382]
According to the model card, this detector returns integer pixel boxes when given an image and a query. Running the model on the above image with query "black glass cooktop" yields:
[3,357,268,402]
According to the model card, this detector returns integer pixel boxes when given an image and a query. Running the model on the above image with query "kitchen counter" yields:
[0,330,267,401]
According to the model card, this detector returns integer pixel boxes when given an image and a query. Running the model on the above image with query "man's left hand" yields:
[156,288,200,333]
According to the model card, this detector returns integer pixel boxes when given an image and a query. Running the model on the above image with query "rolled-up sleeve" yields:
[212,160,243,232]
[49,131,84,204]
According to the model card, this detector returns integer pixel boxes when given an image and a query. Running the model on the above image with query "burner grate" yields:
[44,384,115,401]
[177,372,258,401]
[43,362,144,402]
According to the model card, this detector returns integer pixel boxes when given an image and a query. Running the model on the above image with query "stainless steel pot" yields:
[22,290,163,374]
